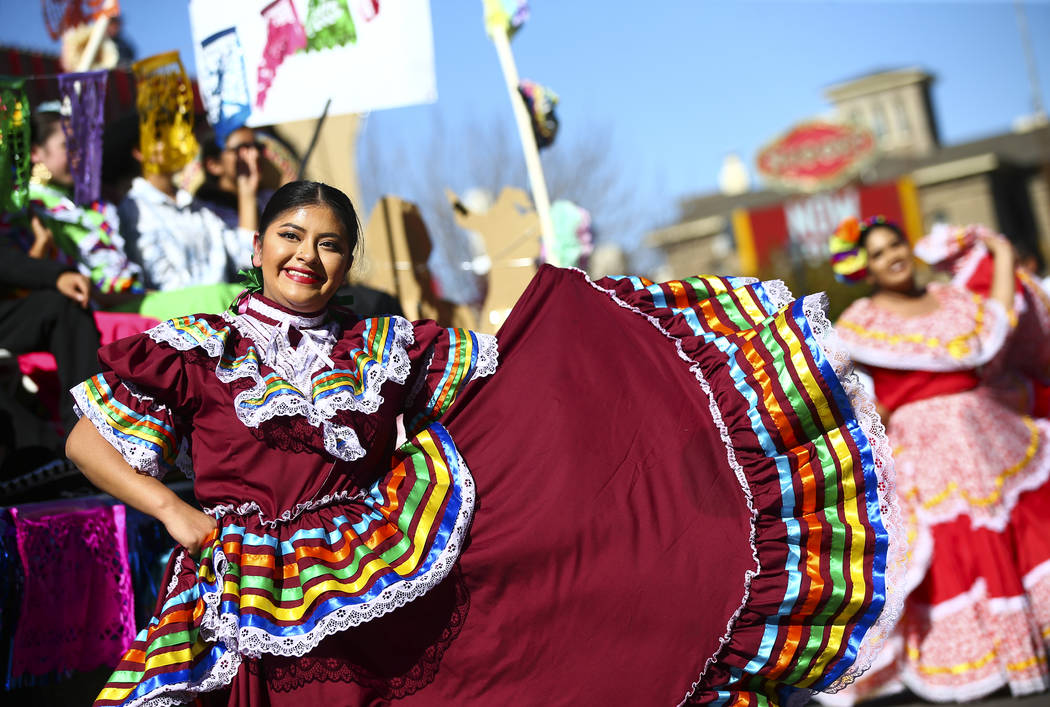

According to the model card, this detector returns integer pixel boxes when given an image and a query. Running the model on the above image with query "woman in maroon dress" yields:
[67,182,903,706]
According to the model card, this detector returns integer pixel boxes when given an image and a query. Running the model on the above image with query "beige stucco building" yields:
[650,69,1050,279]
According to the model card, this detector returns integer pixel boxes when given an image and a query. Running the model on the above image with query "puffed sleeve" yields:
[403,321,499,435]
[70,332,198,479]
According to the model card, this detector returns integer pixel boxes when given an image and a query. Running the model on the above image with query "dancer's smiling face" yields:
[864,225,914,292]
[255,203,353,313]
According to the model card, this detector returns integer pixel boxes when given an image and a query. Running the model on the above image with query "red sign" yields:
[736,179,919,273]
[756,121,877,192]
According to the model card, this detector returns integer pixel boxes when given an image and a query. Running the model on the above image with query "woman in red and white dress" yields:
[827,216,1050,702]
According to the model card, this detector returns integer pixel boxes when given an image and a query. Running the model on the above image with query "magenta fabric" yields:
[17,311,159,427]
[9,500,135,679]
[19,310,159,374]
[257,0,308,109]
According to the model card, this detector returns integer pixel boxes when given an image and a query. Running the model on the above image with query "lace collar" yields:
[148,298,415,462]
[228,293,340,389]
[238,293,330,331]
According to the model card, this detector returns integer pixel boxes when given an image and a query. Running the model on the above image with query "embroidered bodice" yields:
[73,292,498,524]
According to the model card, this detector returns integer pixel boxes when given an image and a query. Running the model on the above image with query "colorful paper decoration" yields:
[483,0,529,38]
[302,0,358,52]
[131,52,199,176]
[257,0,308,109]
[0,78,31,213]
[41,0,120,41]
[549,200,593,269]
[518,79,558,149]
[355,0,380,22]
[199,27,252,148]
[57,70,107,205]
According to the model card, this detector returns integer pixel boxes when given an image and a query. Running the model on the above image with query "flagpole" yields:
[487,20,555,257]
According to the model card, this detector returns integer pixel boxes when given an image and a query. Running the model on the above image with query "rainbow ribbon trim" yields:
[408,327,492,435]
[94,423,473,707]
[594,275,888,706]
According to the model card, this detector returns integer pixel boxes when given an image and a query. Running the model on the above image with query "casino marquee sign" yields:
[756,120,878,192]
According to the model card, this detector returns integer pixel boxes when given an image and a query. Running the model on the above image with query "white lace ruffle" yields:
[147,317,227,359]
[196,448,477,660]
[841,293,1012,373]
[243,294,328,330]
[907,418,1050,533]
[800,292,908,696]
[147,310,417,462]
[166,551,185,598]
[72,384,167,479]
[571,270,762,707]
[203,488,368,529]
[117,646,242,707]
[762,278,794,312]
[473,332,500,380]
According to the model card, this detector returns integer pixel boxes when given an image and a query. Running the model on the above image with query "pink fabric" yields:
[18,310,160,375]
[9,501,136,679]
[257,0,308,109]
[17,311,159,426]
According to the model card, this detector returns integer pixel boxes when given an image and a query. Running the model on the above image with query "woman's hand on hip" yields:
[161,502,218,554]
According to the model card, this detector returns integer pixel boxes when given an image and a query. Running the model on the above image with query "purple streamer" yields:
[57,71,107,206]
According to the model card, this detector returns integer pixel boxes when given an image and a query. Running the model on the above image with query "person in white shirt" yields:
[116,115,259,291]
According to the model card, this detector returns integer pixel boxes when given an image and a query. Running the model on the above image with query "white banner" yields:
[189,0,436,127]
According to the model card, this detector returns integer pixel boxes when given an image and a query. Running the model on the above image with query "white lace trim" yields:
[224,310,341,393]
[114,442,476,706]
[147,309,417,462]
[900,660,1050,702]
[405,349,435,410]
[568,269,762,707]
[800,292,908,695]
[166,551,184,598]
[197,445,477,659]
[203,488,368,528]
[762,278,794,311]
[473,332,500,379]
[72,384,167,479]
[114,644,242,707]
[841,296,1012,373]
[244,294,328,330]
[908,419,1050,533]
[146,317,227,358]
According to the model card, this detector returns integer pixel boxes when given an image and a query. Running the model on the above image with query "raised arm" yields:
[236,142,260,233]
[984,232,1017,316]
[66,417,215,553]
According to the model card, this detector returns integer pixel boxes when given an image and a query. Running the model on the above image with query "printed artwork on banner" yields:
[302,0,358,52]
[199,27,252,147]
[188,0,435,126]
[785,187,860,263]
[734,179,920,274]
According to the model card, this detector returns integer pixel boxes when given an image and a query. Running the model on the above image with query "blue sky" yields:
[2,1,1048,239]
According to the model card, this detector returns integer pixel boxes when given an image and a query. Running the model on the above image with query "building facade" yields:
[649,69,1050,281]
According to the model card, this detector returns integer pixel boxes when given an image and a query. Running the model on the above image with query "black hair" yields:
[858,219,907,251]
[102,111,142,184]
[198,126,256,187]
[200,132,222,164]
[259,181,362,258]
[30,110,63,148]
